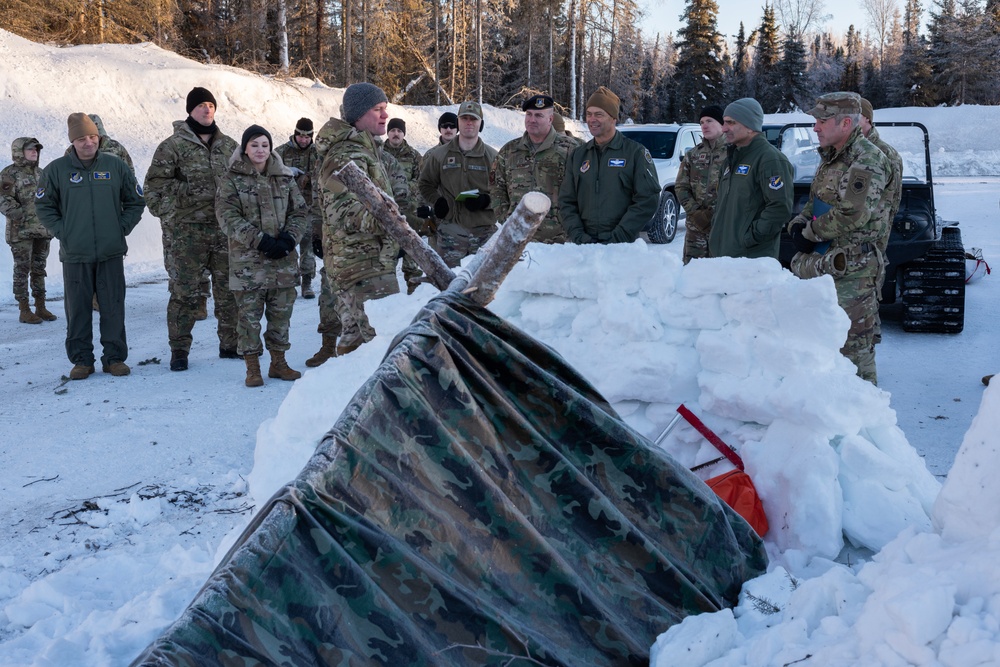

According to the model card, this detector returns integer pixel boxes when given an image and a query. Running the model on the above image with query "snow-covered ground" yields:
[1,29,1000,666]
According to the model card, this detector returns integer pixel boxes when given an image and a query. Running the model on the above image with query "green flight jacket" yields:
[558,130,660,244]
[708,133,794,259]
[35,149,145,263]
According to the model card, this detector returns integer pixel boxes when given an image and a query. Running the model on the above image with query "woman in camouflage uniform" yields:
[216,126,308,387]
[1,137,56,324]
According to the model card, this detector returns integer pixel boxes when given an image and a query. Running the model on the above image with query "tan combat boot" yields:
[18,299,42,324]
[305,334,337,367]
[244,353,264,387]
[268,350,302,381]
[301,276,315,299]
[34,296,57,321]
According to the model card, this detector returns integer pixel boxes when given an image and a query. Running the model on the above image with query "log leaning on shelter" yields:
[330,160,549,304]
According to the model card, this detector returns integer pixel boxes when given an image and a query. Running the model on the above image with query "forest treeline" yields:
[2,0,998,122]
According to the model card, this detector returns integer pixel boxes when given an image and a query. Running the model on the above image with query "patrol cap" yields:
[859,98,874,122]
[522,95,554,112]
[25,138,43,151]
[806,92,862,120]
[457,101,483,120]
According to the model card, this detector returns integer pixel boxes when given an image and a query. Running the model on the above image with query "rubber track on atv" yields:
[900,226,965,333]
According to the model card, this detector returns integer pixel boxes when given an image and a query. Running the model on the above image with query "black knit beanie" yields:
[438,112,458,129]
[699,105,725,126]
[186,87,218,114]
[294,117,314,135]
[240,125,273,154]
[387,118,406,134]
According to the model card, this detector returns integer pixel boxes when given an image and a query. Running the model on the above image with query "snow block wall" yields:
[490,241,941,559]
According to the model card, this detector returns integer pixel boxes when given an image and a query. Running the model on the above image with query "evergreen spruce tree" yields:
[840,25,863,91]
[724,22,753,100]
[775,30,808,111]
[672,0,725,121]
[751,5,782,112]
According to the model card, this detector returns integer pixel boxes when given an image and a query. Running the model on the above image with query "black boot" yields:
[219,346,242,359]
[170,349,189,371]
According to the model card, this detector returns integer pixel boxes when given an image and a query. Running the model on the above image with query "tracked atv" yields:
[777,122,965,333]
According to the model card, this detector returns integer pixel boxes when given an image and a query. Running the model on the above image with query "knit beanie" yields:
[67,112,100,142]
[342,82,388,126]
[699,105,725,126]
[585,86,620,119]
[186,87,218,114]
[860,98,874,122]
[294,117,314,135]
[387,118,406,134]
[240,124,273,155]
[438,112,458,129]
[552,112,566,133]
[723,98,764,133]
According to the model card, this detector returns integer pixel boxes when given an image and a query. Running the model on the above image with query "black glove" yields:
[789,222,817,254]
[258,233,289,260]
[433,197,450,219]
[416,205,434,219]
[464,192,491,211]
[312,235,324,259]
[276,231,296,253]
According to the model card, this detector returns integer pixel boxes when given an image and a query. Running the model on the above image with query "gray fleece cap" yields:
[342,82,388,126]
[724,98,764,133]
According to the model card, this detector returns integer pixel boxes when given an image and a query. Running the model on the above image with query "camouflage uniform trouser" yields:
[316,266,343,336]
[8,237,50,301]
[682,209,712,264]
[233,286,297,356]
[835,274,879,385]
[168,223,238,352]
[162,220,210,299]
[433,222,495,269]
[335,272,399,349]
[298,231,315,282]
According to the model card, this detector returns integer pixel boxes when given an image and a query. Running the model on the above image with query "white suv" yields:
[617,123,703,244]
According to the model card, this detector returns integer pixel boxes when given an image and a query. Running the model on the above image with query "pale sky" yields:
[644,0,873,43]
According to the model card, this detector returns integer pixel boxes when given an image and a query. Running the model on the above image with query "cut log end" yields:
[520,192,551,216]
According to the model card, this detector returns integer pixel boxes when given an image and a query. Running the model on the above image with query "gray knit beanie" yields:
[342,83,388,126]
[723,98,764,133]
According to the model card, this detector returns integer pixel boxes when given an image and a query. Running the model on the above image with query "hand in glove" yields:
[289,167,304,177]
[789,222,817,254]
[258,233,289,260]
[276,231,296,253]
[416,205,434,219]
[312,235,324,259]
[433,197,450,219]
[463,192,492,211]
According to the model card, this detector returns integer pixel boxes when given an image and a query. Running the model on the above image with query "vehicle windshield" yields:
[777,124,929,184]
[620,130,678,160]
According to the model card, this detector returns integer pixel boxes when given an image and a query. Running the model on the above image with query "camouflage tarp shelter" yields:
[132,292,767,667]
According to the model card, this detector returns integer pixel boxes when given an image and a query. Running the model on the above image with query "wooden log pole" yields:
[331,161,455,290]
[455,192,550,306]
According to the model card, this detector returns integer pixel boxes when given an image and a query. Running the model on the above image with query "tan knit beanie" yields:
[586,86,620,120]
[860,98,874,122]
[68,112,99,142]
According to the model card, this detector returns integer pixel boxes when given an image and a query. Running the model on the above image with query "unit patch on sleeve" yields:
[768,176,784,190]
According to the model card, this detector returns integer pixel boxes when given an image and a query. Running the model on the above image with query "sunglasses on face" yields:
[440,124,457,130]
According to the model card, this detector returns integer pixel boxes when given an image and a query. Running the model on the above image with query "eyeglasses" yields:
[440,124,457,130]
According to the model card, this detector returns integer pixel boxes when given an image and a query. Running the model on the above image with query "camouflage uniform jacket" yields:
[866,126,903,253]
[216,151,309,291]
[275,137,320,235]
[792,125,891,279]
[144,120,238,224]
[318,118,401,287]
[1,137,49,243]
[418,136,498,232]
[675,134,727,234]
[383,139,422,186]
[490,128,576,243]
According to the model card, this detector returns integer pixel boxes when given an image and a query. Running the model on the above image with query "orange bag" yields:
[706,469,769,537]
[674,405,770,537]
